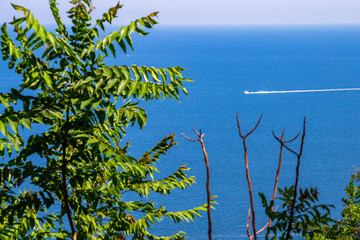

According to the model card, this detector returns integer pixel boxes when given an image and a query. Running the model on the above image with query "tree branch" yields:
[283,117,306,240]
[247,208,251,239]
[272,131,300,157]
[265,129,299,239]
[182,128,212,240]
[237,113,263,240]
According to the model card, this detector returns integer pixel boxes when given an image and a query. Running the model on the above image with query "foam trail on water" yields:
[243,88,360,94]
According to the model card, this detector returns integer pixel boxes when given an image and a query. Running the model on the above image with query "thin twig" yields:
[273,131,300,156]
[182,128,212,240]
[255,223,270,236]
[248,212,270,240]
[247,208,251,238]
[237,113,263,240]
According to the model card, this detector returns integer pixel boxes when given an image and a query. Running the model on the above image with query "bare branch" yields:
[237,113,263,139]
[272,131,300,157]
[193,127,201,137]
[250,216,274,239]
[245,114,263,138]
[237,114,263,240]
[181,132,198,142]
[236,113,244,137]
[284,132,300,143]
[182,128,213,240]
[271,118,307,239]
[298,117,306,157]
[285,117,306,240]
[254,223,270,237]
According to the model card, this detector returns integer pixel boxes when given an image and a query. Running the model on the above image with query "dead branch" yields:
[182,128,212,240]
[263,128,299,239]
[273,118,306,240]
[237,113,263,240]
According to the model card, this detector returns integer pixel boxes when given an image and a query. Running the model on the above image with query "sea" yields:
[1,25,360,239]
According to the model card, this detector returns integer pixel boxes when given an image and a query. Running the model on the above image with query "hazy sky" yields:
[1,0,360,25]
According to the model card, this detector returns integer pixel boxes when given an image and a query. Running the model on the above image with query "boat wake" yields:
[243,88,360,94]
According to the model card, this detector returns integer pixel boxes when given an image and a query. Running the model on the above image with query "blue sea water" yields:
[2,25,360,239]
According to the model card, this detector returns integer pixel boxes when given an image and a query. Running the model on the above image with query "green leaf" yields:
[105,78,119,90]
[47,110,63,119]
[0,120,7,136]
[129,21,136,34]
[20,118,32,130]
[103,66,112,77]
[136,111,147,128]
[118,39,127,54]
[125,35,134,51]
[119,26,128,39]
[167,68,175,81]
[108,42,116,57]
[10,17,26,26]
[117,79,130,96]
[8,118,18,134]
[43,71,54,90]
[80,98,93,109]
[47,32,57,49]
[38,25,47,42]
[139,83,148,99]
[11,4,29,14]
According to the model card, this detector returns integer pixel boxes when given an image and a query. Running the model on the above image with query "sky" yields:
[0,0,360,25]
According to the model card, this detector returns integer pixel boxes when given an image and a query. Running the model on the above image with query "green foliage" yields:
[260,186,333,240]
[0,1,203,239]
[310,169,360,239]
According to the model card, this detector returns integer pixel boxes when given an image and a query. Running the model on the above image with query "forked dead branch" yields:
[182,128,213,240]
[265,129,299,239]
[272,117,306,240]
[236,113,263,240]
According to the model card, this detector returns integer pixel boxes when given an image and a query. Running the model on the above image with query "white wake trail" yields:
[243,88,360,94]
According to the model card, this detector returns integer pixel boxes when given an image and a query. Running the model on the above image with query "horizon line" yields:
[31,23,360,27]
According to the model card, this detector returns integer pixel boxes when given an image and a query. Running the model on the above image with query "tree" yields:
[0,1,207,239]
[309,169,360,239]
